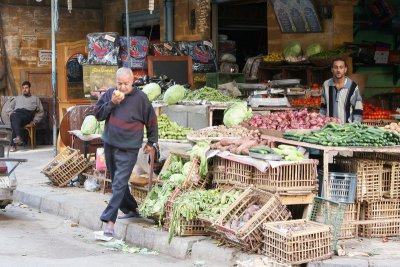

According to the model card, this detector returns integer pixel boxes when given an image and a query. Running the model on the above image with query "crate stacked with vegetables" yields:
[210,136,268,155]
[243,109,341,131]
[183,86,240,103]
[284,122,400,146]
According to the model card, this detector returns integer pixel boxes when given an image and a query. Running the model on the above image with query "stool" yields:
[24,123,36,149]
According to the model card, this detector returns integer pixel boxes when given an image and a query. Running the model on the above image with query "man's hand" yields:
[111,90,125,104]
[143,144,154,154]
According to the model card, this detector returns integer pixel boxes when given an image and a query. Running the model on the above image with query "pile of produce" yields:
[81,115,105,135]
[308,47,351,63]
[381,122,400,135]
[262,52,284,64]
[224,204,260,231]
[189,125,259,140]
[283,41,302,59]
[142,83,162,101]
[183,86,240,102]
[284,122,400,146]
[363,103,398,120]
[139,154,191,221]
[244,109,341,131]
[305,43,323,57]
[168,189,241,241]
[290,97,321,107]
[157,114,193,140]
[163,84,187,105]
[210,136,268,155]
[223,102,253,127]
[285,55,307,63]
[271,145,306,161]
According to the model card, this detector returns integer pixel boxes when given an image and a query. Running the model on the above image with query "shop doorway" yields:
[217,1,268,71]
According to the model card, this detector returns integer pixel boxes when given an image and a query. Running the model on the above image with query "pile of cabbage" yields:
[81,115,105,135]
[283,41,323,62]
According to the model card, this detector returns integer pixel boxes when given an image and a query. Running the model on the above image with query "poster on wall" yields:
[271,0,322,33]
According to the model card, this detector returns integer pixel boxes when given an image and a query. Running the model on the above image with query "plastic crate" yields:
[253,161,318,193]
[42,147,89,187]
[262,220,333,265]
[309,197,346,250]
[214,186,291,253]
[206,72,245,89]
[340,203,360,239]
[318,170,357,203]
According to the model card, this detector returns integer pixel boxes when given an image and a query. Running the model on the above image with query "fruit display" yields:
[363,103,398,120]
[262,52,284,64]
[244,109,341,131]
[290,97,321,107]
[284,122,400,146]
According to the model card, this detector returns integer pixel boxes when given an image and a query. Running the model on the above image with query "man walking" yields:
[95,67,158,237]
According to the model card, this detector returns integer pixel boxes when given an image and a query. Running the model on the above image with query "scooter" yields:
[0,125,27,209]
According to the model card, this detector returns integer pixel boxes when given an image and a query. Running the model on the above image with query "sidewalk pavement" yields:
[8,146,400,267]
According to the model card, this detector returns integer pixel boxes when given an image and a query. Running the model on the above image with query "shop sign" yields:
[38,50,52,62]
[22,35,37,41]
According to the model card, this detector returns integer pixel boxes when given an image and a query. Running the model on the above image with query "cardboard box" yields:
[83,65,118,99]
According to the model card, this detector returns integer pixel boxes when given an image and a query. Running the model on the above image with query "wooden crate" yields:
[387,162,400,199]
[42,147,89,187]
[361,119,397,127]
[360,221,400,238]
[214,187,291,253]
[362,200,400,220]
[262,220,332,265]
[340,203,360,239]
[253,161,318,193]
[163,186,208,237]
[210,157,229,185]
[225,159,253,188]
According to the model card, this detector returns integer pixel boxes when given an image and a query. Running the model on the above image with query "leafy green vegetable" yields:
[163,84,187,105]
[189,141,210,177]
[223,102,252,127]
[184,86,240,102]
[81,115,99,135]
[306,43,323,57]
[142,83,161,101]
[283,41,302,58]
[181,162,193,177]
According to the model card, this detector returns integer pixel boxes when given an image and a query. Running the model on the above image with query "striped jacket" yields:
[94,86,158,150]
[320,78,363,123]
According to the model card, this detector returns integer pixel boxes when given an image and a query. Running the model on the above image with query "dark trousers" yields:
[100,143,139,223]
[10,109,34,145]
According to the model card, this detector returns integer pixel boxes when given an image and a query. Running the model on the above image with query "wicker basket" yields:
[362,200,400,220]
[225,159,253,188]
[262,220,333,265]
[253,161,318,193]
[214,187,291,253]
[42,147,89,187]
[131,185,149,205]
[340,203,360,239]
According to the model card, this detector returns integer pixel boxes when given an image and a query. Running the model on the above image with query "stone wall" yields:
[0,4,102,95]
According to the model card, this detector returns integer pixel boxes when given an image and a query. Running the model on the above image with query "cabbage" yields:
[81,115,99,135]
[283,41,302,58]
[182,161,193,177]
[169,173,185,185]
[223,102,252,128]
[163,84,186,105]
[306,43,323,57]
[142,83,161,101]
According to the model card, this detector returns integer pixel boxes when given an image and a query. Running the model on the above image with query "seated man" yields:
[7,81,44,152]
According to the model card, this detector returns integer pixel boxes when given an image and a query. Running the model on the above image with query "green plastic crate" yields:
[206,72,245,88]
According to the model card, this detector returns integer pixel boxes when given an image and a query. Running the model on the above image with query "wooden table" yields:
[260,134,400,200]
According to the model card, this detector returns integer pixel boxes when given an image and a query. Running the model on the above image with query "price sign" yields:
[38,50,52,62]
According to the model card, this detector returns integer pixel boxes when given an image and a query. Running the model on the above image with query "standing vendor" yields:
[320,58,363,122]
[94,67,158,237]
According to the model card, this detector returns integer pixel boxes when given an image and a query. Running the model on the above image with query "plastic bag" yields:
[84,176,100,192]
[96,148,107,171]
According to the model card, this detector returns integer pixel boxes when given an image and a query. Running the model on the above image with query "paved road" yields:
[0,204,215,267]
